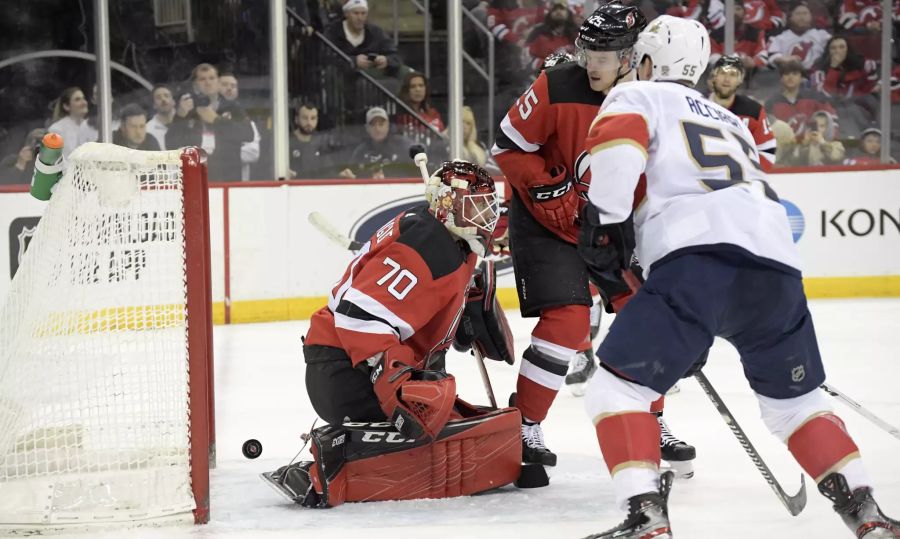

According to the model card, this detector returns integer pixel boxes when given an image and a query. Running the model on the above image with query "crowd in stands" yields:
[1,0,897,185]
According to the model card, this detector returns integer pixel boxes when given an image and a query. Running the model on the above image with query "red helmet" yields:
[426,160,499,256]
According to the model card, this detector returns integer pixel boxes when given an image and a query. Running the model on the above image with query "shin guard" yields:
[306,403,522,507]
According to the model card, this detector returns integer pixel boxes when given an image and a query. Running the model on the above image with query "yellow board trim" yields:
[213,275,900,325]
[802,275,900,298]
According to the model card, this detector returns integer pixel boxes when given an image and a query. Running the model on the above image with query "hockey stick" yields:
[472,346,498,409]
[308,211,364,251]
[821,383,900,441]
[694,371,808,516]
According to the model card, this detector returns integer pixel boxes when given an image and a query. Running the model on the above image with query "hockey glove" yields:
[371,345,456,442]
[527,166,579,240]
[577,204,635,283]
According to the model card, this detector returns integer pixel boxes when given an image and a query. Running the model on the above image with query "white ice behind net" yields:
[0,143,196,526]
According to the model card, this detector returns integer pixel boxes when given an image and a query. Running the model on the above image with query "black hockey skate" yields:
[508,392,557,467]
[658,412,695,480]
[584,471,675,539]
[818,472,900,538]
[566,349,598,397]
[521,420,557,467]
[260,461,321,507]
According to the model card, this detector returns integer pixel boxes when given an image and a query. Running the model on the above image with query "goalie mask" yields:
[425,160,499,257]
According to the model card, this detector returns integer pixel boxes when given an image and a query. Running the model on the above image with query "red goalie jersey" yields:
[305,206,477,367]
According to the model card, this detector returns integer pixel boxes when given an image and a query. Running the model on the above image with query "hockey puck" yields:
[515,462,549,488]
[242,439,263,459]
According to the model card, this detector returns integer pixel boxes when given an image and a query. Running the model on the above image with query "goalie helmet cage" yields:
[0,144,214,532]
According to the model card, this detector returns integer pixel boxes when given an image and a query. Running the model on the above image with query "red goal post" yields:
[0,144,214,531]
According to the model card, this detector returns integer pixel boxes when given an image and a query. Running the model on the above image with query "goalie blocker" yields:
[452,260,515,364]
[265,399,522,507]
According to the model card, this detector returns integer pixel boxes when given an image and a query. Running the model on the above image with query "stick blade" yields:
[783,474,807,516]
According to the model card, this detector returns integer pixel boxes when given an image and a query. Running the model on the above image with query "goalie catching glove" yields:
[371,344,456,442]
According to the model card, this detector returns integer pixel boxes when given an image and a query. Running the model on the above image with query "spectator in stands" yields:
[461,105,489,167]
[767,2,831,71]
[113,104,160,151]
[765,58,837,137]
[289,102,336,179]
[219,72,261,181]
[166,63,254,181]
[838,0,897,34]
[323,0,403,79]
[741,0,785,32]
[340,107,416,179]
[844,127,892,164]
[525,1,579,71]
[486,0,541,85]
[666,0,726,32]
[709,3,768,71]
[810,36,879,136]
[146,85,175,150]
[48,87,98,159]
[770,117,799,166]
[395,72,445,140]
[0,128,43,185]
[782,110,846,166]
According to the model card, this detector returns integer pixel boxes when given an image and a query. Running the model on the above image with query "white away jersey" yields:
[584,80,801,276]
[767,28,832,70]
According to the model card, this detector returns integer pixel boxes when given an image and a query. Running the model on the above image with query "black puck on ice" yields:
[242,439,263,459]
[515,462,549,488]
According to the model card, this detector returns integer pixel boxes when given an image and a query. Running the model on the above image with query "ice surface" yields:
[45,299,900,538]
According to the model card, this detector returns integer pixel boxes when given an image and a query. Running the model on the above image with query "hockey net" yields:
[0,143,213,531]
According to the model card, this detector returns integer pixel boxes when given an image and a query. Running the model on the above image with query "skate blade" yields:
[567,381,587,397]
[661,459,694,480]
[260,471,301,503]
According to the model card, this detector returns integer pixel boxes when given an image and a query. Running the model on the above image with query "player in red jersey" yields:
[708,54,777,170]
[265,161,525,508]
[491,2,695,477]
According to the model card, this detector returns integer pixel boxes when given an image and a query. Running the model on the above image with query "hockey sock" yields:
[650,396,665,414]
[515,305,589,422]
[586,365,663,509]
[596,412,661,509]
[788,413,862,483]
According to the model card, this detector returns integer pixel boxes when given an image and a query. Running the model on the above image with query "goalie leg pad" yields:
[307,405,522,507]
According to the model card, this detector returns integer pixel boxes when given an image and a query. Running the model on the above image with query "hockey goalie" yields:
[262,160,522,507]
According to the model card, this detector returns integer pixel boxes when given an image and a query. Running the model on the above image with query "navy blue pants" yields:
[597,249,825,399]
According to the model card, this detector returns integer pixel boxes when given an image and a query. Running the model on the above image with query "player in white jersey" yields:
[577,15,900,539]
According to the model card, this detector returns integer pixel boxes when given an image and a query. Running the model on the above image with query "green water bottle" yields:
[30,133,65,201]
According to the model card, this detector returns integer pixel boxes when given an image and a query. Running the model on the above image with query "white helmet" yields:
[631,15,710,86]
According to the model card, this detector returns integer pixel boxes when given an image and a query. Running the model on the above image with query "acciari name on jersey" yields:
[684,96,742,130]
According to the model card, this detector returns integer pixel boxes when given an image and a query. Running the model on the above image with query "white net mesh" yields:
[0,143,197,526]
